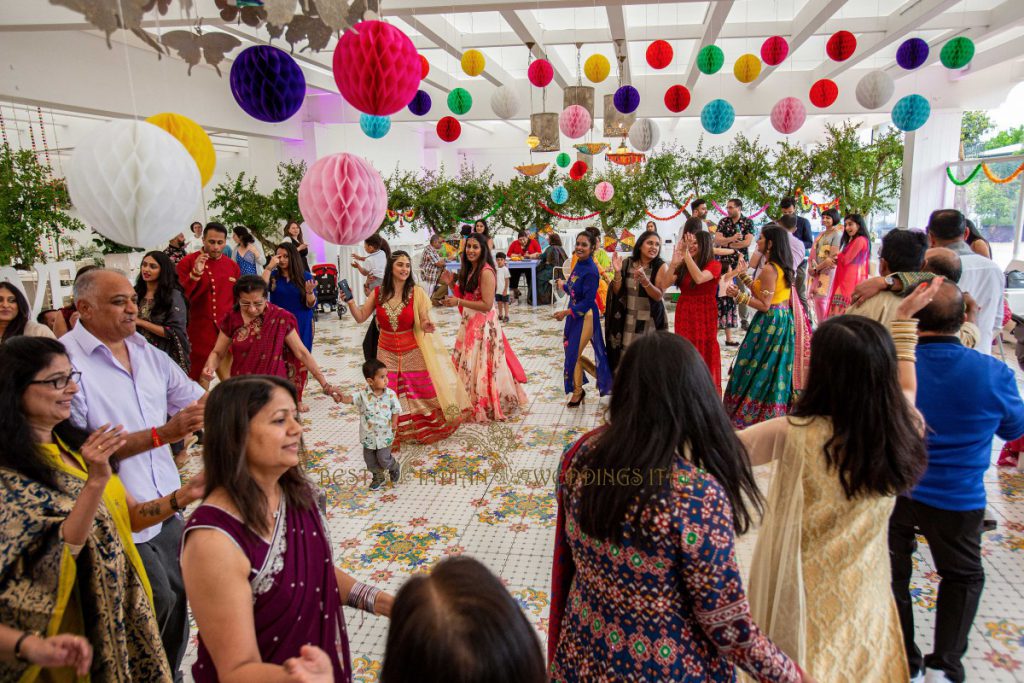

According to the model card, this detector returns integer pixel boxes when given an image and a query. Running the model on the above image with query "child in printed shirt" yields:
[339,359,404,490]
[494,252,511,324]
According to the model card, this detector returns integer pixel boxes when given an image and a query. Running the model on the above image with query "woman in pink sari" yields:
[201,276,338,403]
[824,214,871,319]
[442,234,527,422]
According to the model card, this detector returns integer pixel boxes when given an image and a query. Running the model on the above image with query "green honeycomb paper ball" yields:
[940,37,974,69]
[697,45,725,74]
[447,87,473,115]
[556,152,571,168]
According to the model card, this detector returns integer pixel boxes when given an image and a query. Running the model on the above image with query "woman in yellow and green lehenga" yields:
[0,337,189,682]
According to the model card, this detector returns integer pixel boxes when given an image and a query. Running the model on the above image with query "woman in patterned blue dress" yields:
[549,332,814,683]
[232,225,263,276]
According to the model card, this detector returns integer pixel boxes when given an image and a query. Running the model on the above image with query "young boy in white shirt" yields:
[338,359,404,490]
[494,252,511,323]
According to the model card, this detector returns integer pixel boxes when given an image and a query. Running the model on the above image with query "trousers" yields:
[136,515,188,682]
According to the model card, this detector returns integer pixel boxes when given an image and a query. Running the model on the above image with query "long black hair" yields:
[792,316,926,498]
[0,337,90,490]
[575,332,762,540]
[760,225,794,288]
[458,233,496,295]
[233,225,256,246]
[380,250,417,305]
[676,232,714,287]
[134,251,185,321]
[840,213,870,256]
[381,556,546,683]
[365,234,392,262]
[0,282,30,341]
[202,375,312,536]
[629,230,661,264]
[272,241,307,290]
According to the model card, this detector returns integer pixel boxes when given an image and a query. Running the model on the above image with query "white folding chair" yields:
[550,266,569,308]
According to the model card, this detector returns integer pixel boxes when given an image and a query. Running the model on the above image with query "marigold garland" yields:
[945,162,1024,185]
[537,201,602,220]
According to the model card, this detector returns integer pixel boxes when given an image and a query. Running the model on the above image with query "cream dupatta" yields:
[411,285,472,423]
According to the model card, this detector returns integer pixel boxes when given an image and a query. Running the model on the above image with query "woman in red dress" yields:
[671,231,723,393]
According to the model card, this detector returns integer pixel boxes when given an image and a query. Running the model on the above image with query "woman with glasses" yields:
[200,276,338,405]
[0,337,205,681]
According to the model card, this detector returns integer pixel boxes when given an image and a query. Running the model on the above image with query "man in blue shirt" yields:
[889,280,1024,683]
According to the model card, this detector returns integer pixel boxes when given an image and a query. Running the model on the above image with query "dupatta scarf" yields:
[410,285,472,424]
[0,444,170,682]
[224,304,300,382]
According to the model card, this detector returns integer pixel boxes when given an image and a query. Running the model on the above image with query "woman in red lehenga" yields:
[442,233,527,422]
[202,276,338,402]
[347,251,469,444]
[671,231,724,393]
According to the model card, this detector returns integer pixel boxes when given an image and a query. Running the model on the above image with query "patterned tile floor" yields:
[182,302,1024,682]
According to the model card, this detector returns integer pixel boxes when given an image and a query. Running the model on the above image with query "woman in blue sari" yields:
[554,231,613,407]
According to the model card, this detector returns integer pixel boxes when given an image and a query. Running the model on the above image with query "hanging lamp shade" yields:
[826,30,857,61]
[896,38,929,70]
[145,112,216,186]
[490,86,520,120]
[613,85,640,114]
[461,49,486,77]
[770,97,806,135]
[809,78,839,108]
[229,45,306,123]
[664,85,691,113]
[530,112,560,152]
[761,36,789,66]
[333,20,420,116]
[700,99,735,135]
[940,36,974,69]
[437,116,461,142]
[855,70,894,110]
[298,152,387,246]
[733,53,762,83]
[696,45,724,74]
[584,54,610,83]
[563,86,595,121]
[603,94,635,138]
[407,90,431,116]
[528,59,554,87]
[892,94,931,132]
[447,87,472,115]
[646,40,673,69]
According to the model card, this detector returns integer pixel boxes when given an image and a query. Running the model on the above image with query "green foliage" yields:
[379,167,420,237]
[269,159,306,225]
[494,171,556,234]
[810,122,903,216]
[0,144,85,267]
[984,125,1024,151]
[961,111,995,150]
[209,171,276,252]
[718,134,774,211]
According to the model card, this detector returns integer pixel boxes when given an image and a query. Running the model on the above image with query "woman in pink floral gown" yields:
[442,234,527,421]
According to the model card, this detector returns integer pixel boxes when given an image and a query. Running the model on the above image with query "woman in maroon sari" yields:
[180,375,393,681]
[201,275,337,407]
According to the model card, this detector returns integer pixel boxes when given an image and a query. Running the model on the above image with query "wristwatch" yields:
[883,275,897,291]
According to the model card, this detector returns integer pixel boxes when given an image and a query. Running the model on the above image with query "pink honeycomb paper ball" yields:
[594,181,614,202]
[298,153,388,246]
[770,97,806,134]
[558,105,592,139]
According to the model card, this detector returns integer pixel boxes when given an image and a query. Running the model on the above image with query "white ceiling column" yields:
[684,1,734,91]
[394,13,515,87]
[605,6,632,85]
[499,10,572,89]
[748,0,848,89]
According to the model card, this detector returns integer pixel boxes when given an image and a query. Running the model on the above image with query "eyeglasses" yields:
[239,300,267,309]
[29,371,81,390]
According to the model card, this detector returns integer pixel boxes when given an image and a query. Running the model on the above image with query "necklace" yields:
[381,295,407,332]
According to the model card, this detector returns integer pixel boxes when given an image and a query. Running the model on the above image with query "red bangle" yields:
[151,426,164,448]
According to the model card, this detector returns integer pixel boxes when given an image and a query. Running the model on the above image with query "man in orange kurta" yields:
[176,223,240,382]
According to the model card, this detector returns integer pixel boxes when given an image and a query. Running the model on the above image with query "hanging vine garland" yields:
[645,194,695,221]
[946,165,983,186]
[537,201,602,221]
[456,195,505,223]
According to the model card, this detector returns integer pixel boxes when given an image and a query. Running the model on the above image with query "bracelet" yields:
[346,581,381,614]
[739,273,754,286]
[151,426,164,448]
[170,489,184,513]
[736,292,751,305]
[889,319,919,363]
[14,631,37,663]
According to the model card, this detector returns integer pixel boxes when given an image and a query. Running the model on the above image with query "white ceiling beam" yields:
[748,0,848,89]
[812,0,960,81]
[684,1,734,91]
[394,13,514,87]
[605,6,631,85]
[952,34,1024,77]
[498,10,571,90]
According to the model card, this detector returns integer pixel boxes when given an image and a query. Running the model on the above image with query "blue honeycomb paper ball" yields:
[551,185,569,205]
[892,94,930,132]
[230,45,306,123]
[359,114,391,139]
[701,99,735,135]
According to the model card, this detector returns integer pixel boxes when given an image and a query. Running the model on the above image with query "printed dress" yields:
[825,235,869,319]
[548,430,800,682]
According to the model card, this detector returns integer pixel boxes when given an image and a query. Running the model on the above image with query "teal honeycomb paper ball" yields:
[891,94,931,132]
[447,87,473,115]
[551,185,569,205]
[359,113,391,138]
[700,99,735,135]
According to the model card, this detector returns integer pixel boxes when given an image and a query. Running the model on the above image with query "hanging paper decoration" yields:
[461,49,486,77]
[558,105,591,139]
[664,85,691,113]
[940,36,974,69]
[419,55,429,80]
[896,38,929,70]
[613,86,640,114]
[334,21,420,117]
[948,162,1024,185]
[855,70,894,110]
[490,86,520,120]
[556,152,571,168]
[796,189,841,217]
[528,59,554,87]
[359,113,391,138]
[538,201,602,221]
[809,78,839,108]
[230,45,306,123]
[455,196,506,224]
[594,181,614,202]
[646,40,673,69]
[701,99,735,135]
[569,161,588,180]
[733,53,762,83]
[298,152,387,246]
[645,196,695,221]
[628,118,660,152]
[607,151,645,166]
[526,135,540,149]
[408,90,431,116]
[574,142,609,155]
[770,97,806,134]
[551,185,569,204]
[945,165,984,186]
[826,30,857,61]
[584,54,610,83]
[145,112,215,186]
[67,120,201,249]
[447,88,472,115]
[697,45,725,74]
[603,229,635,250]
[515,162,549,176]
[891,94,931,132]
[385,209,417,226]
[761,36,789,66]
[437,116,461,142]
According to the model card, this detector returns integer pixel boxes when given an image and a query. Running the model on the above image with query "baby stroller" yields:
[312,263,343,318]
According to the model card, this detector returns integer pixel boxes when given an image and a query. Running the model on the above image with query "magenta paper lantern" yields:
[559,105,591,139]
[298,153,387,246]
[333,20,420,116]
[761,35,789,66]
[594,181,614,202]
[528,59,554,87]
[770,97,806,134]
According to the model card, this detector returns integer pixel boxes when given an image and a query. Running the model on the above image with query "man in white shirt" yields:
[62,269,205,680]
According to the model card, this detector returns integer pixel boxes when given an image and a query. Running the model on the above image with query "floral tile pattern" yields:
[181,303,1024,682]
